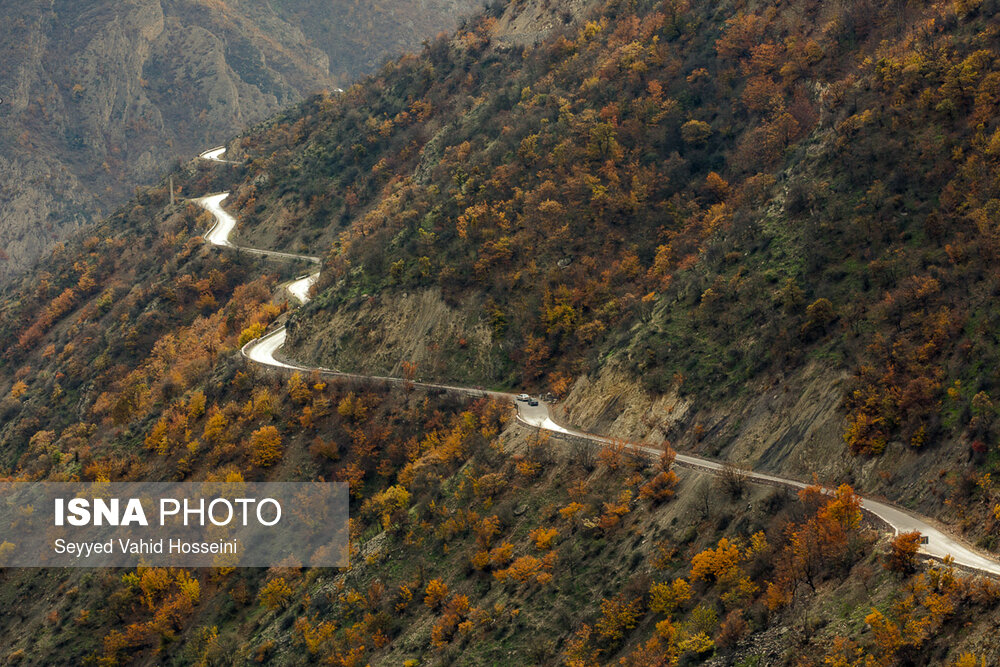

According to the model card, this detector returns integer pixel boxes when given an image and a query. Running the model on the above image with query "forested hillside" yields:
[215,0,1000,546]
[0,0,479,281]
[2,0,1000,664]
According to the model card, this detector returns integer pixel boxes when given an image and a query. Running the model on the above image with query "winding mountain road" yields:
[199,146,240,165]
[194,149,1000,578]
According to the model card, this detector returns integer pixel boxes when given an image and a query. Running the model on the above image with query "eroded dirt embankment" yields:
[286,281,974,536]
[555,360,979,541]
[284,287,511,386]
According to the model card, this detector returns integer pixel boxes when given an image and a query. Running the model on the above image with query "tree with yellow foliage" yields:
[287,372,312,405]
[559,501,587,524]
[423,579,449,609]
[865,609,902,662]
[885,531,922,574]
[529,527,558,550]
[186,390,206,419]
[367,485,411,530]
[9,380,28,400]
[690,537,742,583]
[639,470,679,503]
[594,595,640,643]
[248,425,282,467]
[202,406,229,446]
[649,578,691,615]
[258,577,293,610]
[237,321,265,347]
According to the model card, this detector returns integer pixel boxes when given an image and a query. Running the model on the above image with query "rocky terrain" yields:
[3,0,1000,663]
[0,0,479,281]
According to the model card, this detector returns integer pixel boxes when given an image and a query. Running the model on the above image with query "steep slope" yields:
[0,153,995,663]
[207,0,1000,548]
[198,161,1000,578]
[5,0,1000,664]
[0,0,480,281]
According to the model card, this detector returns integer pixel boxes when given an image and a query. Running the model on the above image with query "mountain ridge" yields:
[3,0,1000,664]
[0,0,481,282]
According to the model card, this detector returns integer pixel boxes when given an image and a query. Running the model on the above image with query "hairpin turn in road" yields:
[193,148,1000,578]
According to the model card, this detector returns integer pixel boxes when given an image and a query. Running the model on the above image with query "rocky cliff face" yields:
[490,0,600,47]
[268,0,492,81]
[0,0,478,281]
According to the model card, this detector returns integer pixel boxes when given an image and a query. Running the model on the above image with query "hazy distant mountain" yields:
[0,0,478,281]
[269,0,494,81]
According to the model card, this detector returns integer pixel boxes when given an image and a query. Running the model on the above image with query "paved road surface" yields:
[195,148,1000,578]
[199,146,240,164]
[199,147,227,162]
[287,272,319,303]
[195,192,321,263]
[195,193,236,247]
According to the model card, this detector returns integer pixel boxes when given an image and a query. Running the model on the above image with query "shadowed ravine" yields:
[193,147,1000,578]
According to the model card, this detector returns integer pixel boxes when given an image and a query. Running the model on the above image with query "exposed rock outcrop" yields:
[0,0,479,281]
